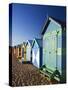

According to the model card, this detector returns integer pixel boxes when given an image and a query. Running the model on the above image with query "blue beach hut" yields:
[21,42,26,62]
[32,38,42,68]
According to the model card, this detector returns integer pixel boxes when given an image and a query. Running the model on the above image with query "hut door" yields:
[19,47,21,57]
[43,37,49,67]
[32,48,39,68]
[26,46,31,61]
[45,32,56,72]
[22,48,24,60]
[48,34,56,71]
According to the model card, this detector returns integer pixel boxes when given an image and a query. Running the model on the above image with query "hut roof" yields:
[26,40,33,46]
[41,16,66,35]
[32,38,42,48]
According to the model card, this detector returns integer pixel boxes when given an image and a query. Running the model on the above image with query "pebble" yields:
[11,52,51,86]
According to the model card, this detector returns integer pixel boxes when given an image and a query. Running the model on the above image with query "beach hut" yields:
[26,40,32,62]
[14,46,18,59]
[32,38,42,68]
[13,46,16,55]
[12,46,18,58]
[14,43,26,62]
[17,44,22,60]
[21,42,26,62]
[41,16,66,83]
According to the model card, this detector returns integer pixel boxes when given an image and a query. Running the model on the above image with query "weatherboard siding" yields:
[43,20,62,73]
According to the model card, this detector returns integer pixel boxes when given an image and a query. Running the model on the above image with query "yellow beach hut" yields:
[21,42,26,62]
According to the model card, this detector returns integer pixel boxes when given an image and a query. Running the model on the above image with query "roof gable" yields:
[26,40,32,46]
[32,38,42,48]
[41,16,66,35]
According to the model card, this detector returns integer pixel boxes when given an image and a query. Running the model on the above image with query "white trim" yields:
[49,17,62,28]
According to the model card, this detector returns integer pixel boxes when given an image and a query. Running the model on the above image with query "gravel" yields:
[11,53,51,87]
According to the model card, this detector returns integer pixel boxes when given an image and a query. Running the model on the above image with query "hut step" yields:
[40,70,60,82]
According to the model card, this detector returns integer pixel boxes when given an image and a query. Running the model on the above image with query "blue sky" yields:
[10,3,66,46]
